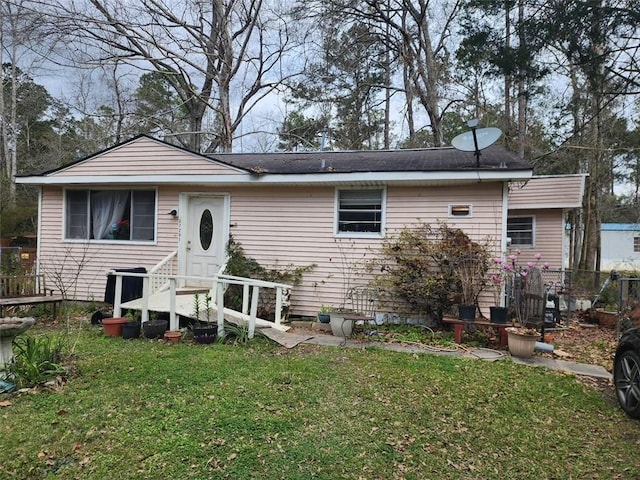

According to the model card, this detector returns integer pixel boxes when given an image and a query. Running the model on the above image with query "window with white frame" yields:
[337,189,383,234]
[507,216,534,246]
[634,237,640,253]
[65,189,156,241]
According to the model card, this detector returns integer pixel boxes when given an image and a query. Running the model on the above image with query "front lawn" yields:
[1,319,639,479]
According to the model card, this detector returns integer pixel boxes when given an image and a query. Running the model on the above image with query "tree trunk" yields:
[383,28,391,149]
[404,65,415,145]
[516,0,526,160]
[504,0,512,141]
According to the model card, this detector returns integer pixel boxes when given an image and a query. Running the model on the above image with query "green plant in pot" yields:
[191,293,217,344]
[142,311,168,339]
[122,310,141,339]
[317,304,331,323]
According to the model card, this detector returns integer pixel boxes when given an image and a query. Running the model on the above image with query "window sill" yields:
[334,232,384,240]
[64,239,157,246]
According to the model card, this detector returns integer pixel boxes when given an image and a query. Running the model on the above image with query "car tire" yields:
[614,348,640,419]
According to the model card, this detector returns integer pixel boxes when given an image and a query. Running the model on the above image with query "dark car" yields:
[613,327,640,418]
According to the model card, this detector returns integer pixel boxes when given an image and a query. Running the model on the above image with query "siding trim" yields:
[18,170,533,186]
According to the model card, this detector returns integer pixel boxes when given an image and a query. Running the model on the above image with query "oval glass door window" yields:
[199,209,214,251]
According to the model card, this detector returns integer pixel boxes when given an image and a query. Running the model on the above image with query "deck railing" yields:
[148,251,178,294]
[107,269,292,339]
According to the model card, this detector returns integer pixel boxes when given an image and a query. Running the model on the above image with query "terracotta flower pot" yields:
[102,317,128,337]
[164,331,182,343]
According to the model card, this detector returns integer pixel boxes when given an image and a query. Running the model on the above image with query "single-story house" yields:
[601,224,640,272]
[16,135,584,319]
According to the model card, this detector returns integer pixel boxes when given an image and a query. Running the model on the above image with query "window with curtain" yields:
[507,216,534,246]
[65,189,156,241]
[337,189,384,234]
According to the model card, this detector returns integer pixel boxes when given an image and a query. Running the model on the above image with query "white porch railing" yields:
[108,269,292,340]
[148,251,178,294]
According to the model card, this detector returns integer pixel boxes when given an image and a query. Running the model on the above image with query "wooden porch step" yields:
[176,287,210,295]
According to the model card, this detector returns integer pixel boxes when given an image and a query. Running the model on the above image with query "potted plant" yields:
[453,254,489,321]
[505,326,539,358]
[102,316,128,337]
[317,304,331,324]
[142,311,168,339]
[329,310,355,337]
[122,310,141,339]
[488,258,510,324]
[164,330,182,343]
[191,293,217,344]
[505,251,551,357]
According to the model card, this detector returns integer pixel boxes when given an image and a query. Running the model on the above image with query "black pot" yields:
[122,321,141,339]
[193,326,217,344]
[490,306,509,324]
[143,319,168,339]
[458,304,477,321]
[317,313,331,324]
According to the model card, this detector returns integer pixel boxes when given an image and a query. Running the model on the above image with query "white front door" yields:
[185,196,227,285]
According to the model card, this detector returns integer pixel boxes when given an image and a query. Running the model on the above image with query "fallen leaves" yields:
[550,323,617,369]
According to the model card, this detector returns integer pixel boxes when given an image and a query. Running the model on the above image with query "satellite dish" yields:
[451,121,503,167]
[451,127,502,152]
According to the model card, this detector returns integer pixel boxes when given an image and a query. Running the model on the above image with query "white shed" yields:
[601,223,640,271]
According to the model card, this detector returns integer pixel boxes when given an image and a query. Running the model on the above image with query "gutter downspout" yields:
[35,187,42,276]
[501,182,510,307]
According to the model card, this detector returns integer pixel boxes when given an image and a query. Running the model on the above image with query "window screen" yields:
[337,189,383,233]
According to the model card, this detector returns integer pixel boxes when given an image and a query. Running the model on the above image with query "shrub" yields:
[8,334,67,387]
[369,223,490,321]
[223,237,315,320]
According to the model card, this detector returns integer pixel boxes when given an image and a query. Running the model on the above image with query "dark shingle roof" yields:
[207,145,529,175]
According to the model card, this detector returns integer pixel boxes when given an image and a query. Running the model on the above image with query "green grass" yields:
[1,320,640,479]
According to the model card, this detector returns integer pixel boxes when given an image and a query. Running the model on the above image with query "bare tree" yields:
[1,2,22,202]
[311,0,462,147]
[29,0,301,153]
[1,1,56,210]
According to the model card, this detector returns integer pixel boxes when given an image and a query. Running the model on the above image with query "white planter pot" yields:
[506,328,538,358]
[329,312,353,337]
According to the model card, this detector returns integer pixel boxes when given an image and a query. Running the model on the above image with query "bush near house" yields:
[369,223,490,321]
[223,237,315,320]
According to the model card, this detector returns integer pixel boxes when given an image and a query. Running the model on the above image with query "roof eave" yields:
[16,169,532,186]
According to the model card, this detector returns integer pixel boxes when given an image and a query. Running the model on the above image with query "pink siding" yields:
[38,186,181,302]
[508,175,585,209]
[507,208,564,270]
[38,181,506,318]
[229,183,505,317]
[52,137,239,177]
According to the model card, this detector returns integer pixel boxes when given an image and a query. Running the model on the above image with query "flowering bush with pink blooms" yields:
[489,250,550,326]
[513,250,550,326]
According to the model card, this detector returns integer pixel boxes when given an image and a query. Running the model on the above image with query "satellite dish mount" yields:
[451,119,502,167]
